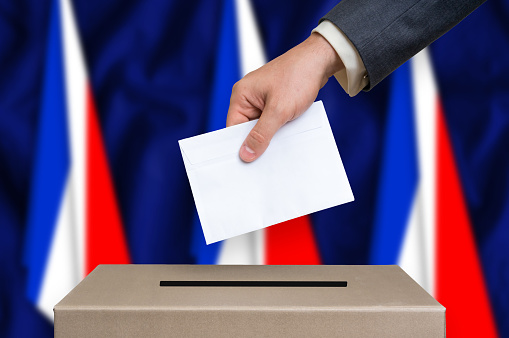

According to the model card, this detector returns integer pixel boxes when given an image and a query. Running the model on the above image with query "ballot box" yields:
[54,264,445,337]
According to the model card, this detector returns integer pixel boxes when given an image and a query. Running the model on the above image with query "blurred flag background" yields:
[0,0,507,337]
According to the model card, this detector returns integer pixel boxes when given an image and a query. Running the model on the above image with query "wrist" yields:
[305,32,344,80]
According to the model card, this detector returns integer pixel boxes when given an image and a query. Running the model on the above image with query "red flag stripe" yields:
[265,216,321,265]
[435,100,498,337]
[85,85,131,274]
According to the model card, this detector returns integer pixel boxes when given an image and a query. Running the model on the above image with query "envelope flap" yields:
[179,101,325,165]
[179,119,256,165]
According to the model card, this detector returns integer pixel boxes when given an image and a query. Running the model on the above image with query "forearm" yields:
[322,0,486,90]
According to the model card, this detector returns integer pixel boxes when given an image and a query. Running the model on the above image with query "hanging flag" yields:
[190,0,322,265]
[370,48,498,336]
[23,0,130,321]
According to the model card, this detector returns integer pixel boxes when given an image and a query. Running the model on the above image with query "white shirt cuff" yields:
[312,20,369,97]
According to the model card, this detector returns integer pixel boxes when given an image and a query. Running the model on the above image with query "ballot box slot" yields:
[159,281,347,287]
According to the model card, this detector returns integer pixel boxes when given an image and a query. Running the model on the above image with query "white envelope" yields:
[179,101,354,244]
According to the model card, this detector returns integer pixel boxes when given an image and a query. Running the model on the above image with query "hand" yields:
[226,32,344,162]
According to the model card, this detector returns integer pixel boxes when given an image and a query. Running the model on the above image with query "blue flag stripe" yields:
[191,0,240,263]
[23,0,70,303]
[369,62,418,265]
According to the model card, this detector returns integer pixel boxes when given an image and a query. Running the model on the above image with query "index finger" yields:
[226,102,250,127]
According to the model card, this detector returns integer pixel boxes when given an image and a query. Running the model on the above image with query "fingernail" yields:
[240,144,256,162]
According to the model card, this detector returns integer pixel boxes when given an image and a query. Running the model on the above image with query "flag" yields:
[0,0,506,337]
[190,0,322,266]
[23,0,130,321]
[370,49,498,336]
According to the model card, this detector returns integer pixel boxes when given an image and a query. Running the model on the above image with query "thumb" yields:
[239,107,284,162]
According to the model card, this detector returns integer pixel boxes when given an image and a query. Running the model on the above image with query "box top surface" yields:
[55,265,443,311]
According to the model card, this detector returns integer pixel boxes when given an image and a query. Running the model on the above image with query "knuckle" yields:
[232,81,240,93]
[232,80,246,94]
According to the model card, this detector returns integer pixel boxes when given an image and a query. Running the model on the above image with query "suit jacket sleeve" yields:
[321,0,486,90]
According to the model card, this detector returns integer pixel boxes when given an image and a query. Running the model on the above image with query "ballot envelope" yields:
[54,265,445,337]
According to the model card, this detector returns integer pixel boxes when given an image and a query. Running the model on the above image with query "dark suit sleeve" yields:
[321,0,486,90]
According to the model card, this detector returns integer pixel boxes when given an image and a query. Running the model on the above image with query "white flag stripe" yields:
[235,0,266,76]
[217,235,259,264]
[60,0,87,277]
[37,179,80,320]
[398,188,430,291]
[217,0,267,265]
[411,49,438,296]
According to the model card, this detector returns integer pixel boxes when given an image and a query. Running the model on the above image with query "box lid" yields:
[54,265,443,312]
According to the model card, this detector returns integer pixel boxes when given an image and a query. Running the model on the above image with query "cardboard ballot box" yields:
[54,265,445,337]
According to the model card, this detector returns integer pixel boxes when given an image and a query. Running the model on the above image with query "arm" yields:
[227,0,486,162]
[226,33,343,162]
[322,0,486,90]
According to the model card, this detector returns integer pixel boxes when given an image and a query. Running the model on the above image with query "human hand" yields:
[226,32,344,162]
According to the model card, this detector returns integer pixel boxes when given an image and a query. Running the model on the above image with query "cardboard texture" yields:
[54,265,445,337]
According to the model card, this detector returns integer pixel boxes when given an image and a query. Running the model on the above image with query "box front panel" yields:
[55,309,445,338]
